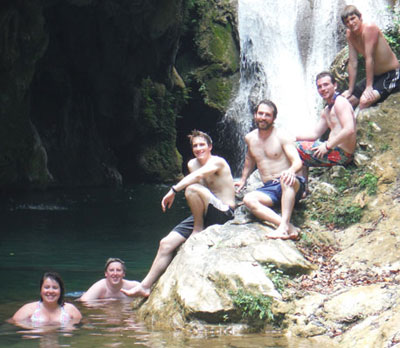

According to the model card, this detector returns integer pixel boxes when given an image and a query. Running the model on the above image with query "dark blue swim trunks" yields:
[256,176,306,207]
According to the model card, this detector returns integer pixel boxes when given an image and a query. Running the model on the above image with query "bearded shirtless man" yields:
[341,5,400,109]
[235,100,304,240]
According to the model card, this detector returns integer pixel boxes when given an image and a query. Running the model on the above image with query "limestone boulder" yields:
[137,221,313,329]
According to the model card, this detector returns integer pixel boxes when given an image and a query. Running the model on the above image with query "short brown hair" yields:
[104,257,126,272]
[254,99,278,119]
[316,71,336,85]
[188,130,212,146]
[341,5,361,25]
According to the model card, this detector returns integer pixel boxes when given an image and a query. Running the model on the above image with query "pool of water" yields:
[0,185,294,347]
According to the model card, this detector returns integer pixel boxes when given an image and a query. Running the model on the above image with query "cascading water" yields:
[223,0,394,174]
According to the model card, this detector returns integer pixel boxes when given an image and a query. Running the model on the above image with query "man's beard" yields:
[257,121,273,131]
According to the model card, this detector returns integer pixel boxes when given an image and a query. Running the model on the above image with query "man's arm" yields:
[78,280,105,301]
[161,158,222,211]
[342,33,359,98]
[325,98,355,149]
[234,137,256,192]
[295,114,328,141]
[361,25,380,100]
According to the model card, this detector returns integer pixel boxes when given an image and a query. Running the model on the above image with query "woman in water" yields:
[11,271,82,326]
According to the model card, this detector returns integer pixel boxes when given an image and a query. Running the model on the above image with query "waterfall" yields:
[223,0,394,173]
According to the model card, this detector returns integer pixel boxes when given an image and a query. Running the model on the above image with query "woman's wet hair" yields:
[188,130,213,146]
[254,99,278,119]
[40,271,65,305]
[341,5,361,25]
[104,257,126,272]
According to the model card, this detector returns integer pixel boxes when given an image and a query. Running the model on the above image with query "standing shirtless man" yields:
[121,130,236,297]
[341,5,400,109]
[235,100,304,240]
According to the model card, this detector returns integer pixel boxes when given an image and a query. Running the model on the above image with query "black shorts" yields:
[173,202,234,239]
[353,69,400,102]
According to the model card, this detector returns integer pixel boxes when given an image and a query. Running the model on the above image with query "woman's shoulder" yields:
[12,301,39,321]
[63,302,82,320]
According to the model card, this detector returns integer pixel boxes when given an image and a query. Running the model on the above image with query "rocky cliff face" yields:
[0,0,239,189]
[134,94,400,347]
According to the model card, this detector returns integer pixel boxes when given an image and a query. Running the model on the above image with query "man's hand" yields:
[234,180,245,193]
[341,90,353,99]
[161,189,175,212]
[361,86,376,103]
[280,170,296,186]
[311,142,329,159]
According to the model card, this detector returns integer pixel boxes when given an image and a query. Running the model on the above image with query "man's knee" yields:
[159,236,179,254]
[359,93,380,110]
[243,192,257,209]
[184,183,206,200]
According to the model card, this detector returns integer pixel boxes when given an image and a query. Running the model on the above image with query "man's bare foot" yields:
[120,284,150,298]
[265,224,299,240]
[265,229,290,239]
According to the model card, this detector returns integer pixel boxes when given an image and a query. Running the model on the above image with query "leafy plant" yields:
[230,289,274,326]
[263,264,289,293]
[358,173,378,195]
[327,203,363,228]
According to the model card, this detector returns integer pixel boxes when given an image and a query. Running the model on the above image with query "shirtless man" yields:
[79,258,140,301]
[341,5,400,109]
[295,71,356,185]
[235,100,304,240]
[121,130,236,298]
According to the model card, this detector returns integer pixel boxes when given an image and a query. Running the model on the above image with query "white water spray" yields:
[224,0,393,170]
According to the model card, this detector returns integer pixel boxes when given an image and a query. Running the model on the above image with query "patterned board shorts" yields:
[295,140,353,167]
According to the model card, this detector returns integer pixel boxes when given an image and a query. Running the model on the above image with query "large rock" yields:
[137,220,313,330]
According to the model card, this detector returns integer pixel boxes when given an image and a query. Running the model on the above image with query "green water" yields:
[0,185,295,347]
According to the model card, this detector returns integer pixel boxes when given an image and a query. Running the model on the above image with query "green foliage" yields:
[332,170,352,193]
[358,173,378,195]
[380,144,391,152]
[384,6,400,58]
[230,289,274,326]
[263,264,289,294]
[327,203,363,228]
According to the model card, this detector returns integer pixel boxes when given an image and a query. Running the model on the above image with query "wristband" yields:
[171,186,178,194]
[325,142,331,151]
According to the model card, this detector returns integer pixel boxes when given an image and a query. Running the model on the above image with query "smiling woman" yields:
[10,272,82,327]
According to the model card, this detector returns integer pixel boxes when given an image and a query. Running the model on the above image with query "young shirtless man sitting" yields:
[341,5,400,109]
[295,71,356,187]
[79,258,140,301]
[121,130,236,298]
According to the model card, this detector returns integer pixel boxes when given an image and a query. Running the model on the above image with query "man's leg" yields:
[243,190,282,226]
[184,184,211,234]
[359,90,380,110]
[121,231,186,297]
[267,179,300,239]
[347,95,360,109]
